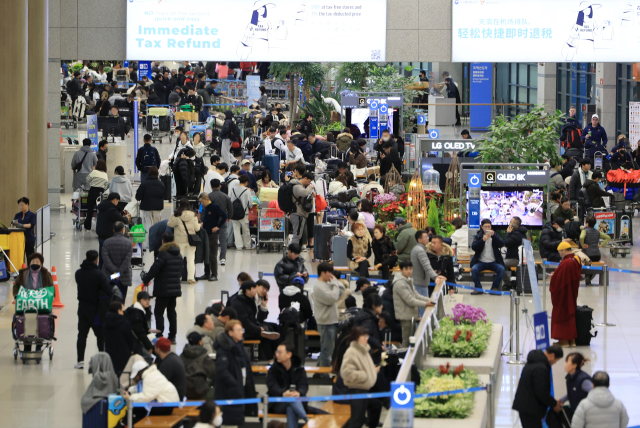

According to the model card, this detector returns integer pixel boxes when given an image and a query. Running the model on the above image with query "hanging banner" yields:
[138,61,152,80]
[470,63,492,130]
[246,75,262,108]
[133,100,140,173]
[523,240,542,314]
[87,114,99,152]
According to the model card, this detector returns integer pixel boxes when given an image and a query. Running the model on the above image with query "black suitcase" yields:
[338,189,358,203]
[146,115,171,132]
[161,175,172,201]
[575,305,597,346]
[314,224,337,260]
[515,265,537,295]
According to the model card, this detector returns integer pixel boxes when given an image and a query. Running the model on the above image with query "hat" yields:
[557,242,572,251]
[394,217,407,227]
[292,277,305,286]
[137,291,150,301]
[187,331,203,345]
[241,159,251,165]
[130,360,149,379]
[553,217,566,226]
[592,114,599,119]
[155,337,171,352]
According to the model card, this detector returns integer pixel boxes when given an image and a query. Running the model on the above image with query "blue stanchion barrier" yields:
[608,267,640,275]
[414,385,487,399]
[542,260,603,271]
[261,272,319,279]
[426,281,510,296]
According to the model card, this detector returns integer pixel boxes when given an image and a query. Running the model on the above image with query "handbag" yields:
[181,219,201,246]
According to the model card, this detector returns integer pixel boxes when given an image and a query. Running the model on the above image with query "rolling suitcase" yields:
[331,235,350,267]
[83,398,108,428]
[326,209,347,228]
[314,224,337,260]
[575,305,597,346]
[338,189,358,203]
[146,116,171,132]
[263,154,281,185]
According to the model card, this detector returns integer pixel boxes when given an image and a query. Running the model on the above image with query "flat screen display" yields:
[345,108,398,138]
[479,187,544,227]
[127,0,387,61]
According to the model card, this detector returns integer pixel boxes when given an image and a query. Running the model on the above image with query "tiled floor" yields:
[2,129,639,427]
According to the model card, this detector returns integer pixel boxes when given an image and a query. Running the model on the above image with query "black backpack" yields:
[564,221,583,240]
[66,78,78,97]
[183,353,211,399]
[220,176,237,195]
[278,307,301,343]
[230,188,248,220]
[141,145,157,172]
[278,182,298,214]
[578,187,592,208]
[566,127,583,149]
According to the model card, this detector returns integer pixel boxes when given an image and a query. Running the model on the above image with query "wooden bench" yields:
[302,402,351,428]
[134,414,186,428]
[322,401,351,415]
[172,407,200,418]
[244,339,261,361]
[252,365,334,385]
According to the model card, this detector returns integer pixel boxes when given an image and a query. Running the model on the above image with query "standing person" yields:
[339,327,382,428]
[256,169,278,197]
[267,343,310,428]
[502,216,528,289]
[348,222,373,278]
[220,110,240,166]
[213,320,258,427]
[445,77,461,126]
[96,141,108,164]
[83,159,109,231]
[203,156,223,193]
[512,346,564,428]
[556,353,592,423]
[274,243,309,290]
[353,294,385,364]
[95,193,131,268]
[393,261,434,347]
[136,134,161,183]
[135,166,165,232]
[142,233,183,343]
[313,263,347,368]
[549,242,582,347]
[289,172,316,246]
[580,215,610,285]
[571,371,629,428]
[215,62,229,79]
[13,197,37,260]
[240,159,258,192]
[426,235,456,285]
[372,224,398,280]
[103,301,136,376]
[583,171,614,209]
[75,250,113,369]
[197,193,227,281]
[297,113,314,138]
[411,230,445,302]
[230,175,254,251]
[569,159,593,201]
[208,178,233,266]
[254,85,268,116]
[109,166,133,211]
[581,113,608,149]
[167,198,200,284]
[393,218,417,263]
[553,196,575,223]
[101,221,133,301]
[470,219,505,294]
[155,337,187,400]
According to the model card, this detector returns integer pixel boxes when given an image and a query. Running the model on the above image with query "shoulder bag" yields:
[180,218,201,246]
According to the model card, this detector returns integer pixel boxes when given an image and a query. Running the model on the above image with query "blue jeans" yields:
[471,262,505,290]
[317,323,337,367]
[414,284,430,318]
[271,402,307,428]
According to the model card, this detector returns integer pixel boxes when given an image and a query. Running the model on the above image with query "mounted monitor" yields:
[479,187,544,228]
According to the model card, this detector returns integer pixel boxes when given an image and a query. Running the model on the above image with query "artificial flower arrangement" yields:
[430,304,492,358]
[373,190,442,224]
[415,363,480,419]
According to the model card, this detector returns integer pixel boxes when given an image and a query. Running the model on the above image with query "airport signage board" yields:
[461,169,550,185]
[127,0,387,61]
[420,139,476,152]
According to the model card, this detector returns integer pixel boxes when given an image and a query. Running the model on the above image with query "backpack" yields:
[365,187,380,203]
[278,307,301,343]
[66,79,78,97]
[221,177,237,195]
[231,188,248,220]
[564,220,583,240]
[183,353,211,399]
[228,121,240,142]
[141,145,157,172]
[567,127,583,149]
[578,187,592,208]
[277,182,298,214]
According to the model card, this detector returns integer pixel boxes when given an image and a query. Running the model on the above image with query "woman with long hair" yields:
[256,169,278,197]
[348,222,372,278]
[372,224,398,280]
[167,198,200,283]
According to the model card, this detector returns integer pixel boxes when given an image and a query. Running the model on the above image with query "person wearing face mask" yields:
[373,129,392,164]
[12,252,54,297]
[540,218,573,263]
[445,77,461,126]
[611,141,634,169]
[194,401,224,428]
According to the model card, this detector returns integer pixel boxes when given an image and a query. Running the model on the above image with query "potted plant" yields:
[415,364,481,419]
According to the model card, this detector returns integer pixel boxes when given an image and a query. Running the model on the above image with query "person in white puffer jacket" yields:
[571,371,629,428]
[122,360,180,424]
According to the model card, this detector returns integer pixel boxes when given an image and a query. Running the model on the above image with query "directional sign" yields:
[428,129,440,139]
[369,100,379,109]
[417,115,426,125]
[391,382,414,428]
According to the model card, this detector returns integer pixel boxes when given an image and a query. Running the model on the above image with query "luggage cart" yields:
[71,191,101,231]
[127,223,147,275]
[60,97,75,129]
[12,312,56,364]
[146,105,173,144]
[608,242,631,258]
[256,204,288,253]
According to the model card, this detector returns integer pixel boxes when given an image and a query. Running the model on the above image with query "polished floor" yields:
[2,131,639,427]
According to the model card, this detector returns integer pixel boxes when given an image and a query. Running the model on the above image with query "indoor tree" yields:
[269,62,325,124]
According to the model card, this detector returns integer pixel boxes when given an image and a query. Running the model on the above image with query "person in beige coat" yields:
[393,260,434,347]
[340,326,381,428]
[167,198,201,283]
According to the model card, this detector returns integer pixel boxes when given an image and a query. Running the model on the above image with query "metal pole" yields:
[507,296,525,365]
[596,266,616,327]
[127,399,133,428]
[502,290,516,356]
[488,372,495,428]
[263,395,269,428]
[346,273,351,288]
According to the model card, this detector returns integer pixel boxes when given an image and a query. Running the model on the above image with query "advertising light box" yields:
[452,0,640,62]
[127,0,387,61]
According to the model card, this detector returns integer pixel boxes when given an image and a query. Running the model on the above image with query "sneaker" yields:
[261,331,281,340]
[209,276,218,281]
[301,245,308,252]
[74,361,84,369]
[195,274,210,281]
[220,259,226,265]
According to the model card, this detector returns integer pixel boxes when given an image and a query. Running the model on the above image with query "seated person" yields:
[267,343,309,428]
[210,307,237,345]
[328,175,349,195]
[348,221,373,278]
[186,313,215,353]
[274,243,309,290]
[583,171,614,209]
[284,139,305,169]
[123,291,155,363]
[553,196,575,223]
[278,276,314,326]
[470,220,505,294]
[205,302,224,317]
[449,217,469,255]
[378,311,402,344]
[540,218,572,262]
[611,142,635,169]
[358,199,376,230]
[180,331,216,399]
[427,235,456,285]
[585,141,608,159]
[341,210,366,237]
[333,162,356,188]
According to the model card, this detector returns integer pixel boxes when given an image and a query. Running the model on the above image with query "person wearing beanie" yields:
[549,242,583,347]
[123,291,155,363]
[540,218,574,263]
[155,336,187,399]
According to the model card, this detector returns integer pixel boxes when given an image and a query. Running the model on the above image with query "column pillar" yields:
[28,0,49,210]
[596,63,617,138]
[537,63,557,114]
[0,2,29,224]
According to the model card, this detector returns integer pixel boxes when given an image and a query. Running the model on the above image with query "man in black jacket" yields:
[278,276,314,325]
[267,343,310,427]
[96,193,131,269]
[183,87,203,112]
[155,337,187,400]
[354,294,384,364]
[197,192,228,281]
[142,233,183,343]
[502,217,528,289]
[470,219,505,294]
[104,301,137,376]
[512,346,564,428]
[569,158,592,201]
[445,77,462,126]
[124,291,155,363]
[297,113,314,137]
[583,171,614,208]
[75,250,114,369]
[274,244,309,290]
[153,74,169,104]
[540,218,572,262]
[426,235,456,286]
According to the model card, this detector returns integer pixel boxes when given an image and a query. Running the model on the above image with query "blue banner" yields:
[533,311,550,351]
[470,63,492,130]
[138,61,151,80]
[246,75,261,108]
[468,173,481,229]
[390,382,414,428]
[379,103,389,133]
[133,100,139,173]
[87,114,99,152]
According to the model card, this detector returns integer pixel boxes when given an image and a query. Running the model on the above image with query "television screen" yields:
[345,108,398,138]
[479,187,544,227]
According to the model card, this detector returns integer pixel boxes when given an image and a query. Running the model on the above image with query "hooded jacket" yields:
[470,230,505,268]
[340,341,377,390]
[129,364,180,404]
[503,225,528,260]
[411,242,438,287]
[583,179,613,209]
[512,350,559,418]
[297,117,313,137]
[296,139,313,163]
[135,176,166,211]
[394,222,417,263]
[266,354,309,403]
[571,386,629,428]
[274,254,309,289]
[313,278,346,325]
[186,325,215,354]
[75,260,113,322]
[336,132,353,153]
[539,221,564,260]
[426,242,455,284]
[549,168,566,191]
[71,146,98,190]
[81,352,120,414]
[142,242,183,297]
[103,312,137,375]
[393,274,431,321]
[167,210,200,247]
[101,232,133,288]
[349,148,367,169]
[109,175,133,203]
[450,225,470,255]
[180,344,216,399]
[124,301,153,352]
[279,285,314,324]
[96,200,129,241]
[213,332,257,425]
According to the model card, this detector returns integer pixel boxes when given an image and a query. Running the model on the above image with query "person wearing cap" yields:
[239,159,258,192]
[123,290,156,363]
[180,331,216,399]
[549,242,582,347]
[611,140,635,169]
[581,113,608,148]
[103,301,137,376]
[121,359,180,424]
[393,218,417,263]
[155,337,187,400]
[186,314,216,353]
[279,276,314,325]
[540,218,574,263]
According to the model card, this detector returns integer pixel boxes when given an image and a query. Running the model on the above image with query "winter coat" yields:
[172,156,195,194]
[336,132,353,153]
[340,341,377,390]
[211,317,226,345]
[394,222,417,263]
[393,275,430,321]
[128,364,180,404]
[101,232,133,288]
[193,229,210,265]
[553,206,575,222]
[296,139,313,163]
[220,111,239,141]
[289,178,315,218]
[569,169,593,200]
[75,260,113,324]
[503,225,528,260]
[142,242,183,297]
[167,210,200,247]
[135,177,165,211]
[583,179,613,209]
[279,285,314,324]
[186,325,215,354]
[266,355,309,404]
[560,159,577,180]
[168,90,183,106]
[381,285,396,321]
[86,170,109,190]
[380,147,402,177]
[539,222,564,260]
[103,312,137,375]
[511,350,560,419]
[148,220,172,253]
[470,230,505,267]
[13,266,54,297]
[180,344,216,399]
[372,237,396,264]
[571,387,629,428]
[96,200,129,241]
[354,308,383,364]
[349,151,367,169]
[313,278,346,325]
[213,332,258,425]
[274,255,309,289]
[426,242,455,284]
[229,294,268,338]
[411,243,438,287]
[156,352,187,400]
[297,118,313,137]
[71,146,98,190]
[549,168,566,191]
[124,301,153,352]
[109,175,133,203]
